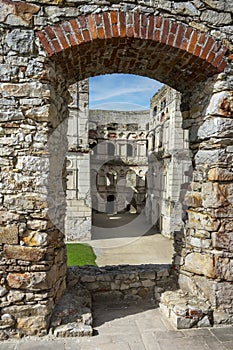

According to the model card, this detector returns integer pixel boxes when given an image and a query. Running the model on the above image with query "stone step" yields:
[159,290,213,329]
[49,283,93,337]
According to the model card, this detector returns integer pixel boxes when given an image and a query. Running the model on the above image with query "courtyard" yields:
[89,212,174,266]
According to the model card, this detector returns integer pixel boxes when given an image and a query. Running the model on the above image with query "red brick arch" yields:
[37,10,228,89]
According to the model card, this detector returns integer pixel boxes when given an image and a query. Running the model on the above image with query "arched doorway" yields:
[106,194,115,214]
[0,4,231,336]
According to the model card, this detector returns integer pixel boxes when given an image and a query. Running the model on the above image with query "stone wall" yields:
[146,86,192,238]
[67,264,177,302]
[0,0,232,338]
[177,76,233,325]
[0,57,68,337]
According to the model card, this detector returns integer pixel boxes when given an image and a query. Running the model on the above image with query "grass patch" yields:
[66,243,97,266]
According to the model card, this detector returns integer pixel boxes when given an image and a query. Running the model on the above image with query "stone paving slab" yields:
[210,327,233,342]
[224,342,233,350]
[157,336,214,350]
[203,336,228,350]
[17,341,65,350]
[0,344,16,350]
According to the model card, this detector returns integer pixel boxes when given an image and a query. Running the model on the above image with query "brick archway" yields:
[37,10,227,89]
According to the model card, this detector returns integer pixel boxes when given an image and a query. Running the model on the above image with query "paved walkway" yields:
[88,212,174,266]
[88,234,174,266]
[1,301,233,350]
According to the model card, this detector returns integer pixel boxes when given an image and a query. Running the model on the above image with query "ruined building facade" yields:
[65,80,150,241]
[146,86,192,238]
[65,81,190,241]
[89,109,149,217]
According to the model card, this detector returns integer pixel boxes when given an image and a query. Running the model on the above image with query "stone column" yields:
[65,80,92,242]
[0,28,68,337]
[179,73,233,325]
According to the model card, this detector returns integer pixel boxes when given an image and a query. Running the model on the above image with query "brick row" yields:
[36,10,228,73]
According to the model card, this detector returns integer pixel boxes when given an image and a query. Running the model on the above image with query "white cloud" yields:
[91,102,149,111]
[89,74,162,110]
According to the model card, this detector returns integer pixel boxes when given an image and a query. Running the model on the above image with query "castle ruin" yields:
[0,0,232,337]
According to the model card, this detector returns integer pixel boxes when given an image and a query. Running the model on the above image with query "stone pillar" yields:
[0,29,67,337]
[65,80,92,241]
[179,74,233,325]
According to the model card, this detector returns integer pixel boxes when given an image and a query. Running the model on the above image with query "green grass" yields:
[66,243,97,266]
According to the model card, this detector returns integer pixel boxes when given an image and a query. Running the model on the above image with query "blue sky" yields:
[89,74,163,111]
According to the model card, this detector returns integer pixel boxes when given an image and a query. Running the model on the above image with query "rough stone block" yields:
[170,310,198,329]
[26,0,63,3]
[0,316,15,330]
[141,280,154,287]
[201,10,232,25]
[1,83,51,98]
[6,29,34,54]
[7,290,25,303]
[213,309,233,325]
[7,270,55,291]
[53,323,92,337]
[4,245,46,262]
[183,253,215,278]
[208,168,233,182]
[0,286,8,298]
[0,0,40,27]
[195,149,226,166]
[4,193,47,211]
[3,302,52,319]
[187,210,220,232]
[212,231,233,252]
[178,273,198,296]
[197,315,211,327]
[198,117,233,139]
[25,104,57,122]
[202,0,233,11]
[0,107,25,122]
[0,226,18,244]
[214,257,233,282]
[184,191,202,208]
[172,2,199,16]
[17,316,48,336]
[202,182,229,208]
[188,236,211,249]
[27,219,49,231]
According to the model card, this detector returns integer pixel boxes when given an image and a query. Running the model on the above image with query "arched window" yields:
[161,112,165,122]
[107,142,115,156]
[106,170,117,187]
[148,132,155,152]
[161,99,166,110]
[153,106,157,116]
[126,170,137,187]
[127,143,133,157]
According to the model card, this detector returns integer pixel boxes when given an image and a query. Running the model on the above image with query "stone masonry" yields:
[146,86,192,238]
[66,83,191,241]
[89,109,149,216]
[65,80,92,242]
[66,85,150,241]
[0,0,232,338]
